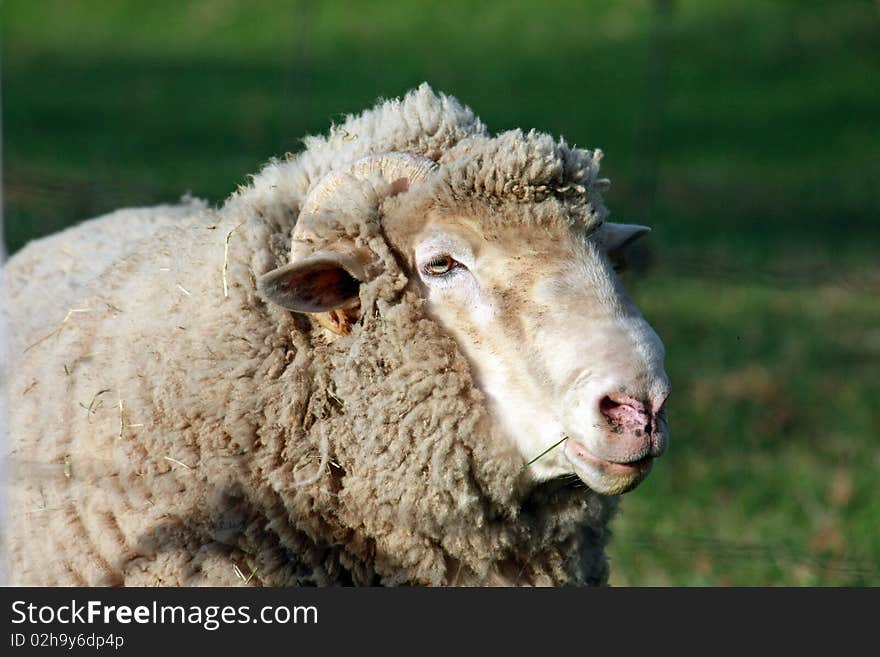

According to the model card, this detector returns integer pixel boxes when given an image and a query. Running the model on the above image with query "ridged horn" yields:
[301,152,438,216]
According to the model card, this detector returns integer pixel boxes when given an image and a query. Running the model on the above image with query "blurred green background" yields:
[2,0,878,585]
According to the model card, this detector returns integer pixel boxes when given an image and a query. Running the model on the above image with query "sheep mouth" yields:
[563,439,654,495]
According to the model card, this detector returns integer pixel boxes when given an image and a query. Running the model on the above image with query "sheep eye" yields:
[423,255,459,277]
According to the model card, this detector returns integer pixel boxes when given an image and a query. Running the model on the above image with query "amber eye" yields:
[423,255,459,277]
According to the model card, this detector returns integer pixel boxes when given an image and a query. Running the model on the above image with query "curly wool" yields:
[6,84,616,586]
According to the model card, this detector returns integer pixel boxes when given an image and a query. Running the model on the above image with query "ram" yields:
[3,84,669,586]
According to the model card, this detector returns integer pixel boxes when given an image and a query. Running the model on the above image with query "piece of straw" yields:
[222,222,244,298]
[24,307,91,353]
[523,436,568,469]
[163,456,193,471]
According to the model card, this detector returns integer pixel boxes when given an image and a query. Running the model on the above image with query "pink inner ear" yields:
[281,265,359,312]
[388,177,410,195]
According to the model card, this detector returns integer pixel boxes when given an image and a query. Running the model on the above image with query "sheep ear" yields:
[258,251,364,314]
[601,223,651,253]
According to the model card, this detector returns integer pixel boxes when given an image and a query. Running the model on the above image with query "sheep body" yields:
[4,198,208,358]
[5,85,617,586]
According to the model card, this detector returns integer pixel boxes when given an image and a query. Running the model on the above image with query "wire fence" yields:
[620,531,879,581]
[2,0,877,588]
[6,169,879,296]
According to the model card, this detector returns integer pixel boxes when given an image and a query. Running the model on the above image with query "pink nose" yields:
[598,390,668,451]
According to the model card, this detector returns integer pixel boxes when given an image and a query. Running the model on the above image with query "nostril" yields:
[599,393,647,419]
[599,392,645,413]
[599,392,653,434]
[651,390,670,416]
[599,395,621,416]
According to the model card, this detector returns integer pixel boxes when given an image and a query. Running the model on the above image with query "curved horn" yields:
[266,153,437,334]
[301,152,437,216]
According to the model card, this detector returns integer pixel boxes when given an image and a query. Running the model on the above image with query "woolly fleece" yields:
[4,199,208,359]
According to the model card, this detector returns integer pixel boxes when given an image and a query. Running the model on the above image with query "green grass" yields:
[610,273,880,585]
[3,0,878,585]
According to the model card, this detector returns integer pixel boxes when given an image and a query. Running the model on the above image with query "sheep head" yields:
[258,147,670,497]
[397,211,669,496]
